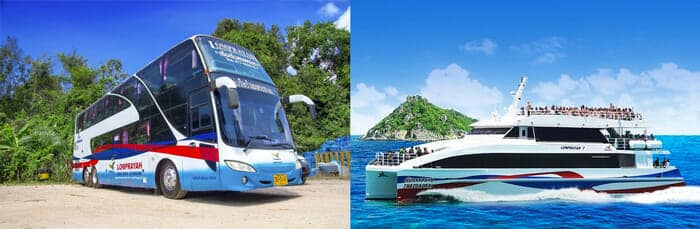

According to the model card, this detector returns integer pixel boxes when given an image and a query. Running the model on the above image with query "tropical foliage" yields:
[0,19,349,183]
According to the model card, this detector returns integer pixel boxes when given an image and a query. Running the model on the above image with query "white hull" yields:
[365,165,685,202]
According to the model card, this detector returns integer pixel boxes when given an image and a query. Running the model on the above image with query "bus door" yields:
[183,86,221,189]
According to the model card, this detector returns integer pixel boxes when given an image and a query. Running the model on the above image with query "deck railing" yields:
[520,109,642,121]
[607,137,631,150]
[369,152,419,166]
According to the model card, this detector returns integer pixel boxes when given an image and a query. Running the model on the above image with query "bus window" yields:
[135,121,150,144]
[122,129,128,144]
[189,87,214,139]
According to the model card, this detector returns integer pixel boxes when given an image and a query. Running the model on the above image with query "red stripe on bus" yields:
[87,143,219,162]
[71,160,98,168]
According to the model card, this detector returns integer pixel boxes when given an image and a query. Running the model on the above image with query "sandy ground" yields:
[0,179,348,228]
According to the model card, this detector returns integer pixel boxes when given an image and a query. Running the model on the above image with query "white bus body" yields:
[71,35,315,198]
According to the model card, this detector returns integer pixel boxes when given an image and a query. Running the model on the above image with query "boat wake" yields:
[416,186,700,204]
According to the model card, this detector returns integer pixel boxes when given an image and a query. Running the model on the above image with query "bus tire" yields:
[159,160,187,199]
[82,168,90,186]
[90,166,103,189]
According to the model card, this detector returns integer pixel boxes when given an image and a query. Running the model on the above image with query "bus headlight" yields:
[295,159,302,169]
[225,160,256,173]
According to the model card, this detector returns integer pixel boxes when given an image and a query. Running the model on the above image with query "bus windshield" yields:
[217,84,295,150]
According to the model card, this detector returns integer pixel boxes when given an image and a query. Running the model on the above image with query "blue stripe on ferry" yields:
[397,169,683,183]
[621,169,682,178]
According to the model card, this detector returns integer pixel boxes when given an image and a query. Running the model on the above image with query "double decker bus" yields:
[71,35,316,199]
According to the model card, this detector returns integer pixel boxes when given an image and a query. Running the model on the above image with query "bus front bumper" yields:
[219,162,302,191]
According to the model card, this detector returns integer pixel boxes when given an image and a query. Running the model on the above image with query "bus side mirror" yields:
[283,94,317,120]
[226,88,239,109]
[212,77,239,109]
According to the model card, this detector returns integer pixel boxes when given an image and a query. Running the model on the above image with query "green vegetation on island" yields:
[362,95,477,141]
[0,19,349,183]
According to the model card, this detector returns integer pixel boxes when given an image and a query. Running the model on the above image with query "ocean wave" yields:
[417,186,700,204]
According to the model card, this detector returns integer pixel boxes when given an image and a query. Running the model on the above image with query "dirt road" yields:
[0,179,348,228]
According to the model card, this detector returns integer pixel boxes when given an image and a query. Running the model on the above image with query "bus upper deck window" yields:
[192,50,198,69]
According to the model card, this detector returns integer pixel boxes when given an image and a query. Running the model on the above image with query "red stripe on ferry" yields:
[493,171,584,179]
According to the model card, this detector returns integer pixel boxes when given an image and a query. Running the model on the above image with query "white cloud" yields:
[461,38,498,55]
[529,63,700,134]
[420,64,504,120]
[318,2,340,17]
[334,7,350,32]
[351,83,402,135]
[385,86,399,96]
[512,37,566,64]
[351,64,508,135]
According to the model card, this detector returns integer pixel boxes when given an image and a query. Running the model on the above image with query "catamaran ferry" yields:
[365,77,685,203]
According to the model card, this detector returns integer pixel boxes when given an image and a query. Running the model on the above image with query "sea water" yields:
[350,136,700,228]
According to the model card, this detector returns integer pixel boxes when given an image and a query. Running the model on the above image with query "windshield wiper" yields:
[267,142,295,149]
[244,135,272,152]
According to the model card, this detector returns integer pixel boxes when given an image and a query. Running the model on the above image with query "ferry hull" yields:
[395,168,685,203]
[365,167,398,199]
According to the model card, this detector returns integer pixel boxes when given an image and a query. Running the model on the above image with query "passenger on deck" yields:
[416,147,423,156]
[408,147,415,159]
[386,151,394,165]
[424,147,429,155]
[650,133,655,140]
[526,101,532,116]
[653,158,660,168]
[663,159,670,168]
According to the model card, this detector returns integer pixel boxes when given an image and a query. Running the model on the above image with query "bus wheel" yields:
[90,166,103,189]
[82,168,90,186]
[159,161,187,199]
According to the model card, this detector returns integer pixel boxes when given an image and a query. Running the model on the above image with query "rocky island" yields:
[362,95,477,141]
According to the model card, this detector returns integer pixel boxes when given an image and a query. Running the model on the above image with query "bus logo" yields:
[271,152,280,160]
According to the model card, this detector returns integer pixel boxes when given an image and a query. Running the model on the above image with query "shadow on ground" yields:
[91,184,302,206]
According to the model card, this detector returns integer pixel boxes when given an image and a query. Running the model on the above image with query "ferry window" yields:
[504,127,518,138]
[534,127,607,143]
[469,128,510,135]
[619,154,635,168]
[420,153,632,168]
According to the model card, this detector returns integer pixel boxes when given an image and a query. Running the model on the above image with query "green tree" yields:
[0,36,31,118]
[0,121,63,182]
[97,59,128,91]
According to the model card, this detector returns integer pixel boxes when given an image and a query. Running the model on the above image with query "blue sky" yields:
[0,0,350,74]
[351,0,700,135]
